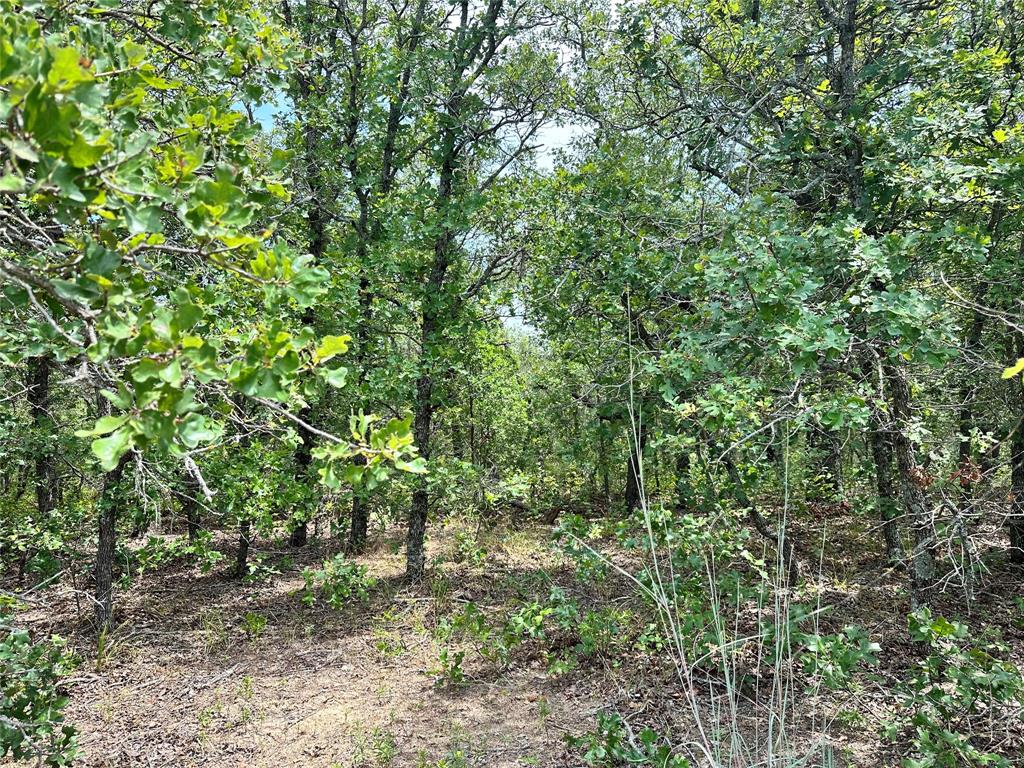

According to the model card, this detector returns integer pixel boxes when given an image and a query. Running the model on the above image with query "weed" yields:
[536,695,552,724]
[452,529,487,566]
[368,728,398,766]
[199,608,229,654]
[883,608,1024,768]
[567,712,689,768]
[242,554,282,585]
[242,611,268,640]
[430,570,452,609]
[237,674,254,701]
[373,628,404,659]
[301,554,375,608]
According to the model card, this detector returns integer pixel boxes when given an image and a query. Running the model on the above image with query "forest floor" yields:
[16,523,614,768]
[11,512,1024,768]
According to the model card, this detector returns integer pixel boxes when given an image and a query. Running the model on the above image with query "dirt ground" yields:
[15,525,611,768]
[9,515,1024,768]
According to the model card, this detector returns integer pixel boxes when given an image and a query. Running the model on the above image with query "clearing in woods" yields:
[17,513,1024,768]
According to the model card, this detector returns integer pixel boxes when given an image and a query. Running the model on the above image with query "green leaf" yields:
[47,47,94,90]
[126,205,164,235]
[178,413,222,448]
[0,174,26,192]
[314,335,351,363]
[394,457,427,474]
[3,138,39,163]
[91,427,133,471]
[67,133,108,168]
[322,365,348,388]
[75,414,129,437]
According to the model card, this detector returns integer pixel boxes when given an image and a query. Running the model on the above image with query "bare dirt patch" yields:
[15,525,605,768]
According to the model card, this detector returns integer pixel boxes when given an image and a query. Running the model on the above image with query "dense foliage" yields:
[2,0,1024,766]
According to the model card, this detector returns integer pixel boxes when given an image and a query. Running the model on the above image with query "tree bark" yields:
[176,471,202,544]
[404,0,505,579]
[407,319,437,580]
[808,422,844,499]
[289,111,328,549]
[24,356,58,581]
[289,427,313,547]
[886,362,936,602]
[721,449,800,586]
[27,356,58,518]
[95,454,129,632]
[1008,333,1024,563]
[235,518,252,578]
[674,448,694,514]
[348,491,368,555]
[868,419,903,565]
[624,421,648,516]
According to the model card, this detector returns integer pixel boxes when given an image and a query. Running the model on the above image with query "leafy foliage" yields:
[0,618,77,766]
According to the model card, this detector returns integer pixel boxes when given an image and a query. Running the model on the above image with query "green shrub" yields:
[799,625,880,689]
[567,713,689,768]
[301,554,375,608]
[0,619,77,766]
[885,608,1024,768]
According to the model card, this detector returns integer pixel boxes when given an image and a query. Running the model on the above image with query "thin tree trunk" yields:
[407,315,437,579]
[860,353,903,565]
[624,421,648,516]
[599,425,610,505]
[290,429,313,547]
[235,518,252,578]
[886,362,936,603]
[95,454,129,632]
[405,94,460,580]
[175,470,201,543]
[868,420,903,565]
[24,356,58,582]
[404,0,503,579]
[349,492,368,555]
[951,308,986,585]
[1008,333,1024,563]
[289,111,328,548]
[808,422,844,499]
[721,450,800,586]
[675,448,694,514]
[27,355,58,518]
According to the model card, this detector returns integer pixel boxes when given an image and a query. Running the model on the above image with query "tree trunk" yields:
[348,490,368,555]
[27,356,58,518]
[187,501,200,544]
[868,420,903,565]
[287,65,328,549]
[290,426,313,547]
[175,471,201,544]
[951,308,986,583]
[624,421,648,516]
[860,353,904,565]
[405,75,462,580]
[599,425,610,505]
[95,454,129,632]
[24,356,58,582]
[235,518,252,578]
[674,448,694,514]
[406,357,434,580]
[1009,427,1024,563]
[721,449,800,586]
[886,362,936,603]
[808,422,844,499]
[1008,333,1024,563]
